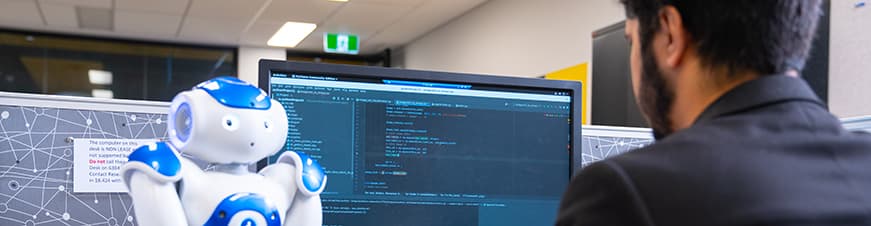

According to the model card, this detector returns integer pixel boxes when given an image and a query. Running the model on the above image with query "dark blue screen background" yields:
[269,72,571,226]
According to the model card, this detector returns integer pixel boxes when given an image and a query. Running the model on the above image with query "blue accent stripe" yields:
[204,193,281,226]
[127,142,181,177]
[382,80,472,90]
[394,100,432,107]
[196,76,271,110]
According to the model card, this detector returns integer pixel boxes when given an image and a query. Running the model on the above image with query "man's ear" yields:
[659,6,687,68]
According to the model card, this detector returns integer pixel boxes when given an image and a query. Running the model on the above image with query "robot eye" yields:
[264,120,273,132]
[221,115,240,131]
[173,103,192,142]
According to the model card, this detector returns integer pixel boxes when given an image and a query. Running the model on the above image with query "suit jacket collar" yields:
[694,75,826,125]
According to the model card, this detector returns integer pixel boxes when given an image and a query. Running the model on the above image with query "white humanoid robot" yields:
[120,76,326,226]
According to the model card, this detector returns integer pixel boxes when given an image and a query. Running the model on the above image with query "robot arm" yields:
[120,142,187,226]
[260,151,327,226]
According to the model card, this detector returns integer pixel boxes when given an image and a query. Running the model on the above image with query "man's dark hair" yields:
[620,0,823,76]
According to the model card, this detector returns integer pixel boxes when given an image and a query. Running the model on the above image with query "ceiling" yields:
[0,0,488,55]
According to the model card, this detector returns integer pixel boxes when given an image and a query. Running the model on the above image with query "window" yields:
[0,30,236,101]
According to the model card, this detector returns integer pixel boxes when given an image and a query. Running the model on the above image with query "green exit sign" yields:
[324,33,359,55]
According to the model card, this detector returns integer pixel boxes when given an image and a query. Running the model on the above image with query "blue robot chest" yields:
[203,193,281,226]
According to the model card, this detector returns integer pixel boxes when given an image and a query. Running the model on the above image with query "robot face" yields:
[167,77,288,164]
[221,115,241,131]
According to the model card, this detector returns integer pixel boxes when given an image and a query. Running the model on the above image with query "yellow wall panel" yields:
[546,63,589,124]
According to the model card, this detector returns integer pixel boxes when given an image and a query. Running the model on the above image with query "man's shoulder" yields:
[590,121,871,188]
[586,123,775,186]
[607,124,871,165]
[601,127,719,167]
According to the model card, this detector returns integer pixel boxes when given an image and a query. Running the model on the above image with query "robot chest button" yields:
[203,193,281,226]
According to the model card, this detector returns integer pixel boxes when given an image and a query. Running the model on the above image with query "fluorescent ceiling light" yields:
[91,89,114,99]
[327,0,349,2]
[88,69,112,85]
[267,22,318,48]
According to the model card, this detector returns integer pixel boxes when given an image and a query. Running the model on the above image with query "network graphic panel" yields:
[577,125,653,170]
[0,92,168,226]
[841,116,871,133]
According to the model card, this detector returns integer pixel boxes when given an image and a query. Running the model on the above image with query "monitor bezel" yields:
[257,59,582,179]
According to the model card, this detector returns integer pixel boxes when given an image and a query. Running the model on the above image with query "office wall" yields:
[829,0,871,118]
[399,0,625,77]
[238,47,286,86]
[402,0,871,117]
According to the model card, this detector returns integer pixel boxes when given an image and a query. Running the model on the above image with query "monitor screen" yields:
[260,61,578,226]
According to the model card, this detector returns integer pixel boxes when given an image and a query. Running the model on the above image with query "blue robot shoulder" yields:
[121,142,184,185]
[275,151,327,196]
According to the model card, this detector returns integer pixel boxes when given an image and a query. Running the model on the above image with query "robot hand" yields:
[260,151,327,226]
[120,142,187,226]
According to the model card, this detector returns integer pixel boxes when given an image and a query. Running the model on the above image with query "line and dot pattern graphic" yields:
[580,135,653,168]
[0,104,166,226]
[576,126,654,170]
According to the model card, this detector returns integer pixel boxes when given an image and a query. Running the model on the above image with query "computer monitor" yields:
[258,60,581,226]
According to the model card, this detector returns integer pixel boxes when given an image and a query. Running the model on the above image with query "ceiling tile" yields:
[259,0,342,24]
[0,0,486,53]
[0,0,44,28]
[186,0,267,20]
[371,0,487,45]
[352,0,426,6]
[39,2,78,28]
[178,16,247,44]
[291,27,328,52]
[240,20,284,46]
[320,1,413,38]
[115,10,181,36]
[40,0,111,9]
[76,6,113,30]
[115,0,189,14]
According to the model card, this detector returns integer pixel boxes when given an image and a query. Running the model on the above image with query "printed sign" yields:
[73,138,158,193]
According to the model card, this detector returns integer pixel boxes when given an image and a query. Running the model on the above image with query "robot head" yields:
[167,76,288,164]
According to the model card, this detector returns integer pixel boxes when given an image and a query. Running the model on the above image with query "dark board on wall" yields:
[591,21,647,128]
[591,1,831,127]
[802,0,830,103]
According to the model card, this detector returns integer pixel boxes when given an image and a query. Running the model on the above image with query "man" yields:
[557,0,871,225]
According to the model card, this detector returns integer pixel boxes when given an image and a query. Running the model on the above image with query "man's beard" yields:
[638,48,676,140]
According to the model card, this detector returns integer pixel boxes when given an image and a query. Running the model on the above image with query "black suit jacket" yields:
[557,75,871,226]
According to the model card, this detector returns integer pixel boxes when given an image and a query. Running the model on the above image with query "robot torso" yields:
[177,158,290,226]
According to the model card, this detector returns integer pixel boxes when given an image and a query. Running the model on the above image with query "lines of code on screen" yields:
[269,74,571,226]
